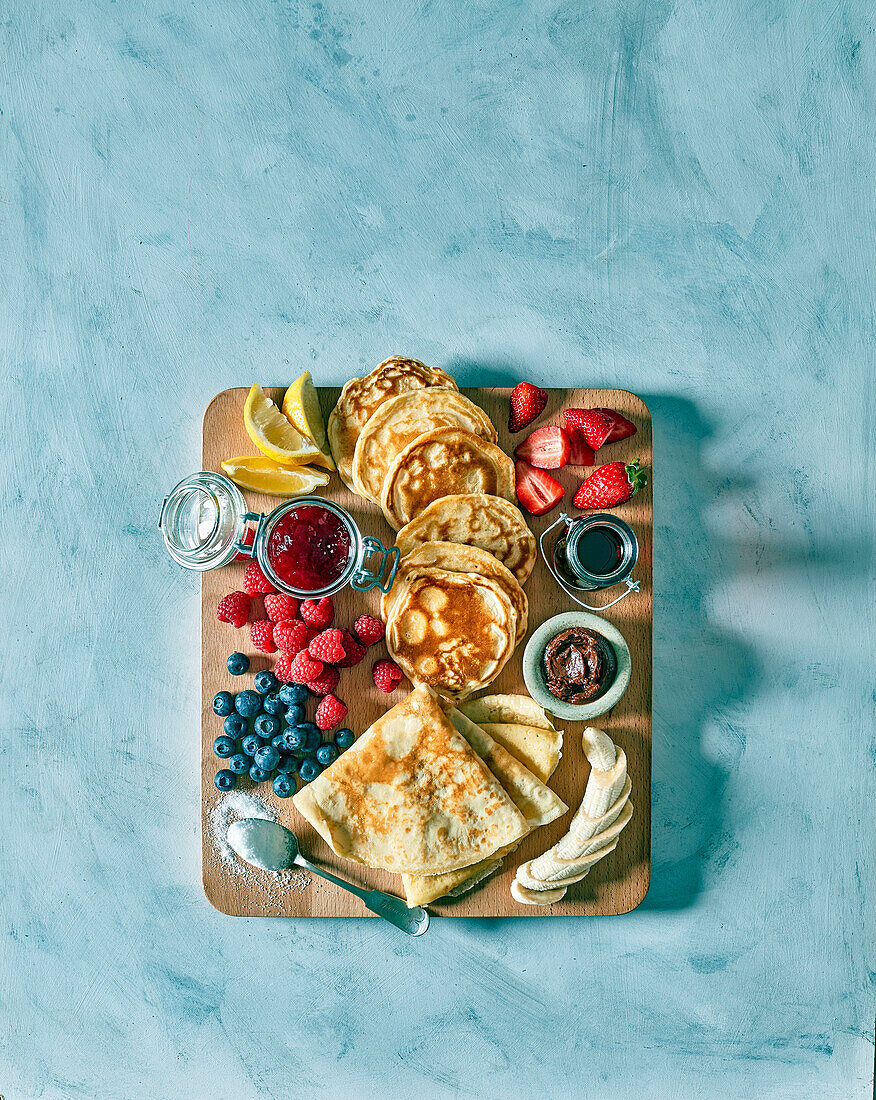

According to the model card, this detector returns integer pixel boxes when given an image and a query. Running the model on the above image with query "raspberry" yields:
[336,629,366,668]
[264,594,299,622]
[273,652,294,682]
[289,650,324,685]
[273,618,312,654]
[373,659,404,693]
[308,628,346,664]
[232,527,255,562]
[243,561,277,597]
[307,665,340,697]
[300,596,334,629]
[353,615,385,647]
[250,619,277,653]
[217,591,251,629]
[315,693,347,731]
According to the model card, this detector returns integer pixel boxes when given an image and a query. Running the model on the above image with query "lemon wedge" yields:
[244,384,321,465]
[221,456,330,497]
[281,370,335,471]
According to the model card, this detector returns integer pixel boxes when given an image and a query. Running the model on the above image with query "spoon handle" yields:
[293,855,430,936]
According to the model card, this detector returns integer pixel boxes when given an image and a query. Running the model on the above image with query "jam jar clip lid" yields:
[159,472,249,571]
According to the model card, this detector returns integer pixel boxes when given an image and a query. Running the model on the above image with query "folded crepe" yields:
[401,709,568,906]
[292,686,529,876]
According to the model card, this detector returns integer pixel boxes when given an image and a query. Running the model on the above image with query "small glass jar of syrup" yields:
[159,472,399,596]
[541,512,639,609]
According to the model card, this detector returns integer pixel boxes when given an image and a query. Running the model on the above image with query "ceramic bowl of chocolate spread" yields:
[522,611,632,720]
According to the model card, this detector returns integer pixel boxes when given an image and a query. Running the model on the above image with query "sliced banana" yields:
[511,727,633,906]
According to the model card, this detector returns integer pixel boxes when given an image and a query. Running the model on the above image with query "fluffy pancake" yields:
[401,709,569,906]
[382,541,528,642]
[395,494,536,585]
[380,428,515,530]
[386,569,517,700]
[351,389,497,504]
[291,686,528,875]
[327,358,457,489]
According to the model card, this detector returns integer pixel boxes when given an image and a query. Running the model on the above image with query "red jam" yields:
[266,505,352,592]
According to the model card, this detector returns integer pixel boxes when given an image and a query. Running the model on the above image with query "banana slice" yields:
[511,726,633,906]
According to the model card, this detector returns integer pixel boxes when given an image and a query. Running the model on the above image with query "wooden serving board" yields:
[202,387,651,917]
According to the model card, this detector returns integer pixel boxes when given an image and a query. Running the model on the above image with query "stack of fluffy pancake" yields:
[293,685,567,905]
[328,358,537,699]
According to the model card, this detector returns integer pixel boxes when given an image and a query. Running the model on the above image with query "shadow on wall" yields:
[638,394,759,911]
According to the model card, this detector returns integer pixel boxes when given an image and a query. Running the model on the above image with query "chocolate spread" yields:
[541,627,617,705]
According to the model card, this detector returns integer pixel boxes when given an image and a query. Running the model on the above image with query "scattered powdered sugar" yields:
[210,789,277,865]
[207,790,312,898]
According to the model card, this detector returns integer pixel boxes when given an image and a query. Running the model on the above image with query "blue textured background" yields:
[2,2,873,1097]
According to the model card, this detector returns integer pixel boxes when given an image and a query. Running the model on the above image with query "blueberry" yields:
[234,690,263,718]
[223,714,247,738]
[272,773,295,798]
[228,753,250,775]
[316,743,338,766]
[271,734,288,752]
[249,764,272,783]
[227,652,250,676]
[254,714,280,738]
[263,693,286,716]
[284,703,306,726]
[303,725,321,753]
[282,726,306,751]
[279,683,308,706]
[275,756,298,774]
[214,769,237,791]
[212,691,234,716]
[241,733,267,757]
[298,758,322,783]
[335,728,355,751]
[254,670,278,695]
[254,745,281,773]
[213,735,237,759]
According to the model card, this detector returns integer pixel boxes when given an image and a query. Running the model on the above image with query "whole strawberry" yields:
[353,615,385,647]
[217,591,251,629]
[250,619,277,653]
[264,594,299,622]
[508,382,548,433]
[273,618,312,654]
[300,596,334,629]
[573,462,647,510]
[336,629,366,668]
[308,628,346,664]
[373,659,404,693]
[315,693,348,731]
[243,561,277,597]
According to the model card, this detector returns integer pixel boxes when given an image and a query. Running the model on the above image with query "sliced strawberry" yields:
[598,408,637,443]
[514,426,570,470]
[562,408,615,450]
[514,460,564,516]
[565,429,596,467]
[508,383,548,433]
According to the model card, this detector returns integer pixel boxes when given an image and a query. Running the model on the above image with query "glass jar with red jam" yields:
[160,472,399,596]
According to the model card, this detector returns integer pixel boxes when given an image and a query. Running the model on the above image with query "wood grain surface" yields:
[202,387,651,917]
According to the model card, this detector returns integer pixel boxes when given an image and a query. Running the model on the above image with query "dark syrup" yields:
[574,526,624,576]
